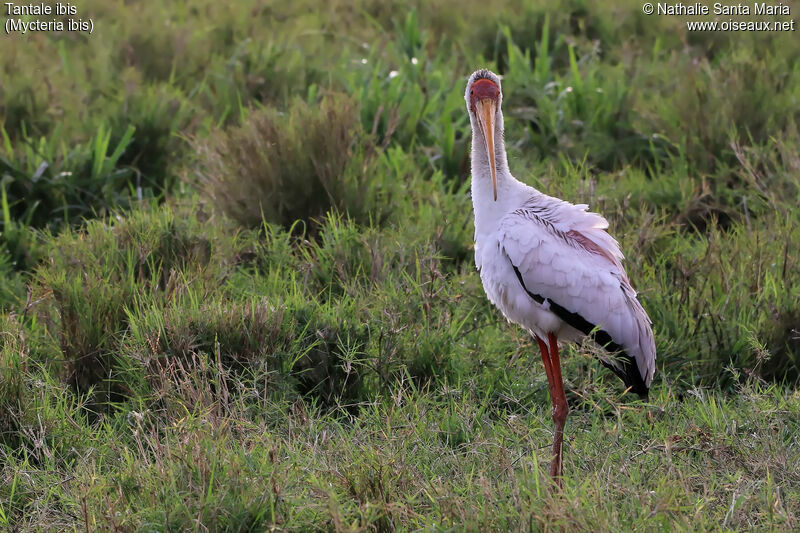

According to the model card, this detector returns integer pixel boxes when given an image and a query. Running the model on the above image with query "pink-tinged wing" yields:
[499,195,655,388]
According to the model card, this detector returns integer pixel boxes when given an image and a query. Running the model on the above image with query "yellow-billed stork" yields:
[465,69,656,487]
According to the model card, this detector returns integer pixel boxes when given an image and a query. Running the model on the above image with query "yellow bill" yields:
[476,99,497,201]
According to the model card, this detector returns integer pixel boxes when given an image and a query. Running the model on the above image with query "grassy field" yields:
[1,0,799,530]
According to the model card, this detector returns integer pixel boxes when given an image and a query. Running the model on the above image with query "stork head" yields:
[465,69,502,201]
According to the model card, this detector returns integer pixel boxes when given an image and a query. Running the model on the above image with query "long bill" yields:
[476,99,497,201]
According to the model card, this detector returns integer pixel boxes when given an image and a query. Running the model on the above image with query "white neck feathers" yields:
[469,112,528,235]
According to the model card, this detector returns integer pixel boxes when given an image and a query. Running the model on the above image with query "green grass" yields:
[1,0,799,529]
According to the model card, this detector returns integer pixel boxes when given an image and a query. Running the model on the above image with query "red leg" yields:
[535,335,555,394]
[547,332,569,487]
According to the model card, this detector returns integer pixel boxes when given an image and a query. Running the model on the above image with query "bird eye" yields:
[470,89,474,95]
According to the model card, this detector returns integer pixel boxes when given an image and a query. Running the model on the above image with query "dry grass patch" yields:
[195,94,377,229]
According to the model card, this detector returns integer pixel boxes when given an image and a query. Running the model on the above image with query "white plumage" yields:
[489,195,655,385]
[465,69,656,487]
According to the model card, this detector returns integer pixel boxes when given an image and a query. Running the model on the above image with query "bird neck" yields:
[470,114,525,234]
[469,114,510,187]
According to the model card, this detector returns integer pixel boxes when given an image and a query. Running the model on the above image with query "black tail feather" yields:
[599,355,649,400]
[509,260,649,399]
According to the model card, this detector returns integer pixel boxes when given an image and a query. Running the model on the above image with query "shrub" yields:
[30,205,249,408]
[123,294,370,408]
[195,94,376,229]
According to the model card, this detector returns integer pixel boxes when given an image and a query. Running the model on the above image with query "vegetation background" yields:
[1,0,799,530]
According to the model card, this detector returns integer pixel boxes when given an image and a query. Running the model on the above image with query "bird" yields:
[464,69,656,488]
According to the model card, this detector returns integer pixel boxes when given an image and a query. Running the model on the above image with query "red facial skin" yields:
[469,79,500,111]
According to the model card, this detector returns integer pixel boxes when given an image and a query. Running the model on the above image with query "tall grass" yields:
[194,94,378,229]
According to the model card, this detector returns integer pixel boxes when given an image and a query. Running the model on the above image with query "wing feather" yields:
[499,195,656,390]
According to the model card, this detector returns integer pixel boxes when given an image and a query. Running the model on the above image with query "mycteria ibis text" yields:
[4,2,93,34]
